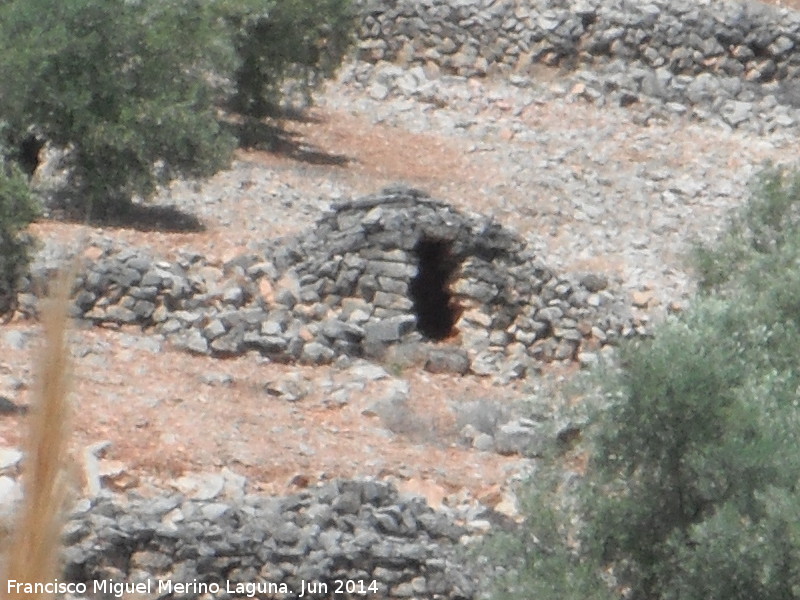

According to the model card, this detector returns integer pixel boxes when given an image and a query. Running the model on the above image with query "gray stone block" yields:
[210,328,245,355]
[494,419,549,457]
[320,319,365,342]
[372,291,414,311]
[424,348,470,375]
[365,260,417,279]
[244,334,288,355]
[203,319,227,340]
[301,342,335,365]
[173,330,209,355]
[105,305,138,324]
[363,316,416,345]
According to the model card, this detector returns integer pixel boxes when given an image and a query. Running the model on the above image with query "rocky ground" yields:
[3,0,800,563]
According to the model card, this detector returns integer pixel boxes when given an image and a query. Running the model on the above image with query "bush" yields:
[482,466,615,600]
[225,0,356,118]
[0,161,38,321]
[584,302,800,599]
[484,167,800,600]
[692,166,800,293]
[661,494,800,600]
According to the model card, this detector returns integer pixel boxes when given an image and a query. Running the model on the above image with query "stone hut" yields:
[265,186,629,371]
[18,186,632,374]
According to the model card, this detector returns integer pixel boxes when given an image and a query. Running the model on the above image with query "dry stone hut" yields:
[18,186,633,375]
[265,185,631,372]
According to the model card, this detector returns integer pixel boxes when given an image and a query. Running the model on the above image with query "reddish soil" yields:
[1,106,542,508]
[3,0,797,506]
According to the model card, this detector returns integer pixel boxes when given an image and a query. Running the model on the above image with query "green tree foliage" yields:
[0,0,238,219]
[0,159,38,321]
[585,303,800,599]
[485,167,800,600]
[483,466,615,600]
[692,166,800,292]
[0,0,355,221]
[224,0,355,118]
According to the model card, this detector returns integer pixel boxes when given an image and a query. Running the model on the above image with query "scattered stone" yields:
[473,433,495,452]
[171,329,209,355]
[721,100,752,127]
[347,362,390,381]
[424,348,470,375]
[459,424,479,444]
[368,82,390,100]
[264,377,309,403]
[2,330,29,350]
[99,460,138,491]
[0,396,28,416]
[0,448,23,473]
[199,372,234,387]
[301,341,336,365]
[580,273,608,293]
[494,419,549,457]
[83,440,112,497]
[173,472,226,500]
[632,289,656,308]
[0,475,22,515]
[118,333,163,354]
[578,351,600,369]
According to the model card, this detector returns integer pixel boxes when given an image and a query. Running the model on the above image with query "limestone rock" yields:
[424,348,470,375]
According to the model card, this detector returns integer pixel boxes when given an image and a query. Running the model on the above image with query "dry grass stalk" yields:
[2,271,73,600]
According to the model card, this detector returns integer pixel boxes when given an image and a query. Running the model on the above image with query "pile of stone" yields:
[61,479,478,600]
[18,187,636,374]
[351,0,800,131]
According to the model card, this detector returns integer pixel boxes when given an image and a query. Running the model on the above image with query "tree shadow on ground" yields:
[228,115,351,167]
[49,192,206,233]
[39,108,349,233]
[99,203,206,232]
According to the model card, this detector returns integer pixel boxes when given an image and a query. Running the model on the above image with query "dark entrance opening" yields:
[13,134,45,178]
[410,239,460,340]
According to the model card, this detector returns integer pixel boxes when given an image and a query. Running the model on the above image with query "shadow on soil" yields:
[50,196,206,233]
[229,115,351,167]
[43,109,350,233]
[98,203,207,233]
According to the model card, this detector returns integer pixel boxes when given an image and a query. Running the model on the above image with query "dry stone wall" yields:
[352,0,800,130]
[19,187,636,374]
[59,479,479,600]
[355,0,800,79]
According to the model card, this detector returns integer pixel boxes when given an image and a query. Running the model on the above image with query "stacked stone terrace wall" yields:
[59,479,478,600]
[352,0,800,128]
[355,0,799,81]
[19,187,636,374]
